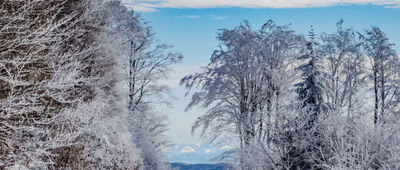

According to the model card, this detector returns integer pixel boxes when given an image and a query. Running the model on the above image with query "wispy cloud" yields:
[386,4,400,8]
[212,16,228,20]
[123,0,400,12]
[179,15,201,19]
[125,4,158,12]
[205,149,212,153]
[180,146,196,153]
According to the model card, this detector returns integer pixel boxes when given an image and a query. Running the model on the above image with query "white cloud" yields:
[221,145,230,150]
[123,0,400,12]
[180,146,196,153]
[125,4,158,12]
[212,16,228,20]
[205,149,212,153]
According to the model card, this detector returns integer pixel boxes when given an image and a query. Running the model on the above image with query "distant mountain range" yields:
[167,143,233,164]
[170,163,232,170]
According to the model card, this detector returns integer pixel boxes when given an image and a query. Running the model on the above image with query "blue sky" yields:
[125,1,400,163]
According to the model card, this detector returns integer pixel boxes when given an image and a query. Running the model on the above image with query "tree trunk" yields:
[380,59,385,124]
[373,65,379,125]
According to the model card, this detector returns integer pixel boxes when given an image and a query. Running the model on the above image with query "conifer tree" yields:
[296,27,325,128]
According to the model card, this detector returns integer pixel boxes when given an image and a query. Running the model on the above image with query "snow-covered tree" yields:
[0,0,147,169]
[295,27,325,126]
[280,27,330,169]
[364,26,398,125]
[181,20,305,169]
[104,1,182,169]
[319,20,366,116]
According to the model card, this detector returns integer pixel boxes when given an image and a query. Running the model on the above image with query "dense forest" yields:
[0,0,181,169]
[1,0,400,169]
